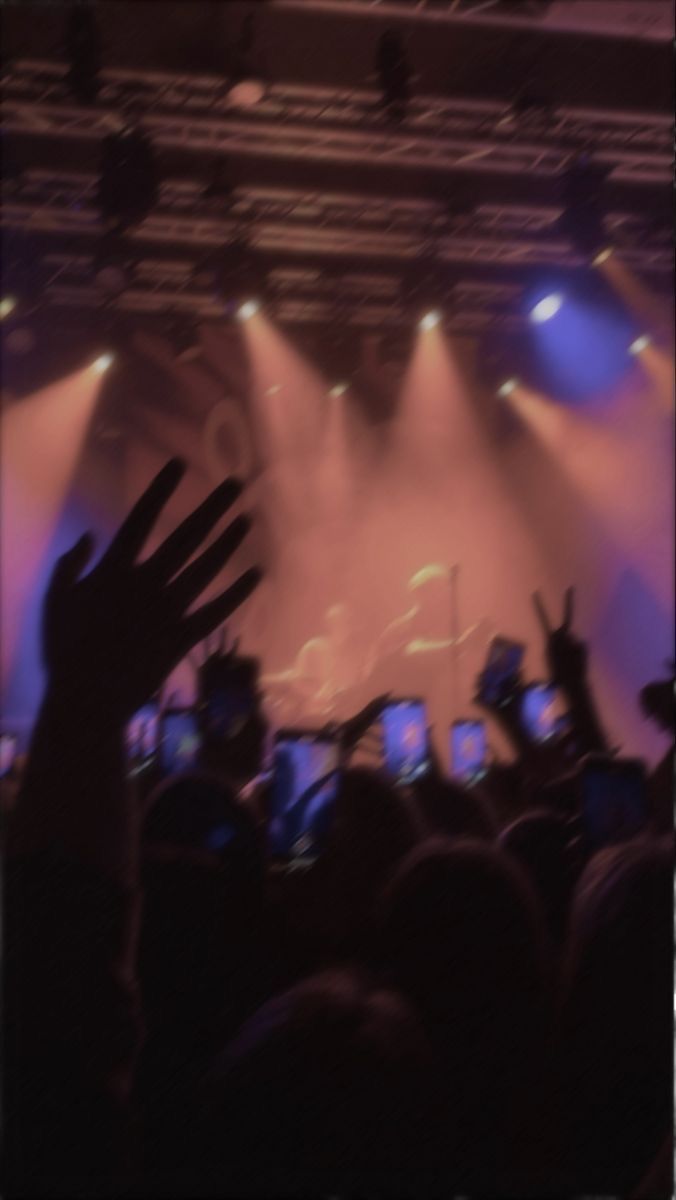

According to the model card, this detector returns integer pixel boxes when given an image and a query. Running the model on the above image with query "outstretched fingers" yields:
[102,459,186,569]
[46,532,95,601]
[168,513,252,611]
[563,585,575,631]
[147,476,243,582]
[532,590,551,636]
[179,567,262,653]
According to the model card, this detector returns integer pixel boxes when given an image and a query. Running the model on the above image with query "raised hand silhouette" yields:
[7,469,262,1198]
[43,459,261,718]
[533,585,609,754]
[533,586,587,691]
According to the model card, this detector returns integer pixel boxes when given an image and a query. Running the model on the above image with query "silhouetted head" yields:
[378,837,549,1027]
[416,776,498,842]
[500,809,575,943]
[140,773,266,1040]
[323,768,424,950]
[561,836,673,1192]
[565,835,672,1009]
[195,968,435,1191]
[377,837,553,1187]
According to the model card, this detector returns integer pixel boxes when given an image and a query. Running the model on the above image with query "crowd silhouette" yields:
[3,460,673,1197]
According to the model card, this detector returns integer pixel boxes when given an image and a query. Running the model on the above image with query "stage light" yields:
[530,294,563,324]
[226,14,266,109]
[91,353,114,374]
[228,79,265,108]
[328,382,348,398]
[0,296,17,320]
[420,310,441,330]
[592,246,613,266]
[497,378,518,398]
[237,299,260,321]
[629,334,652,356]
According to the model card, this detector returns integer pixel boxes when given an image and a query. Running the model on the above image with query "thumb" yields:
[47,532,94,600]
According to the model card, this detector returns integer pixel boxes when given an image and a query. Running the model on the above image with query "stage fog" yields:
[2,319,673,765]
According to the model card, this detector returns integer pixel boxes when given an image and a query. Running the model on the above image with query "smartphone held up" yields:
[381,698,430,786]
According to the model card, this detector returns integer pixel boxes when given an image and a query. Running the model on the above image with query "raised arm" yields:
[532,587,610,755]
[5,459,261,1195]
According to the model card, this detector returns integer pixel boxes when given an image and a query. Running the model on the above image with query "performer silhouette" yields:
[263,603,359,722]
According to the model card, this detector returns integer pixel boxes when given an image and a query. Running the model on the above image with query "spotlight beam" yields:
[1,368,104,692]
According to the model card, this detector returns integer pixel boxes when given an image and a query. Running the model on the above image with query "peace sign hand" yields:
[43,459,261,720]
[532,586,588,691]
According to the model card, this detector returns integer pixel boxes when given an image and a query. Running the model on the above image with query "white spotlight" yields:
[328,382,348,398]
[592,247,613,267]
[497,378,518,398]
[530,294,563,324]
[420,310,441,330]
[0,296,17,320]
[91,353,114,374]
[237,299,260,321]
[629,334,651,356]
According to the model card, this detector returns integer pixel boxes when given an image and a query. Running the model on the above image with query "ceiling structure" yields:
[1,1,672,341]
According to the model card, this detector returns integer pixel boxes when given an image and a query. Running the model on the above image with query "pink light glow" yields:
[505,378,673,760]
[1,370,103,693]
[5,314,670,766]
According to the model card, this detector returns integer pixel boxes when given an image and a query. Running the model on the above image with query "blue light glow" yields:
[530,293,564,324]
[530,295,635,401]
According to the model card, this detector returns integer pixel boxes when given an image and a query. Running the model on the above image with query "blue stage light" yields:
[530,293,563,324]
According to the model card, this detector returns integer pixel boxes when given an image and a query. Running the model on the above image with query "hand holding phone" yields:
[451,719,487,784]
[381,699,430,785]
[270,730,341,859]
[476,637,525,707]
[126,702,160,764]
[159,708,201,776]
[520,683,561,744]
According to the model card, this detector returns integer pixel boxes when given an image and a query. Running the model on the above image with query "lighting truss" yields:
[40,278,528,336]
[3,171,670,273]
[2,60,671,185]
[269,0,673,43]
[3,56,670,329]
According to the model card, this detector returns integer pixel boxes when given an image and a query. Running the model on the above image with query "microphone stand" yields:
[449,564,460,722]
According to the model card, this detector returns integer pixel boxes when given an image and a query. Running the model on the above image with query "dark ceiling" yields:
[3,2,673,109]
[1,0,672,343]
